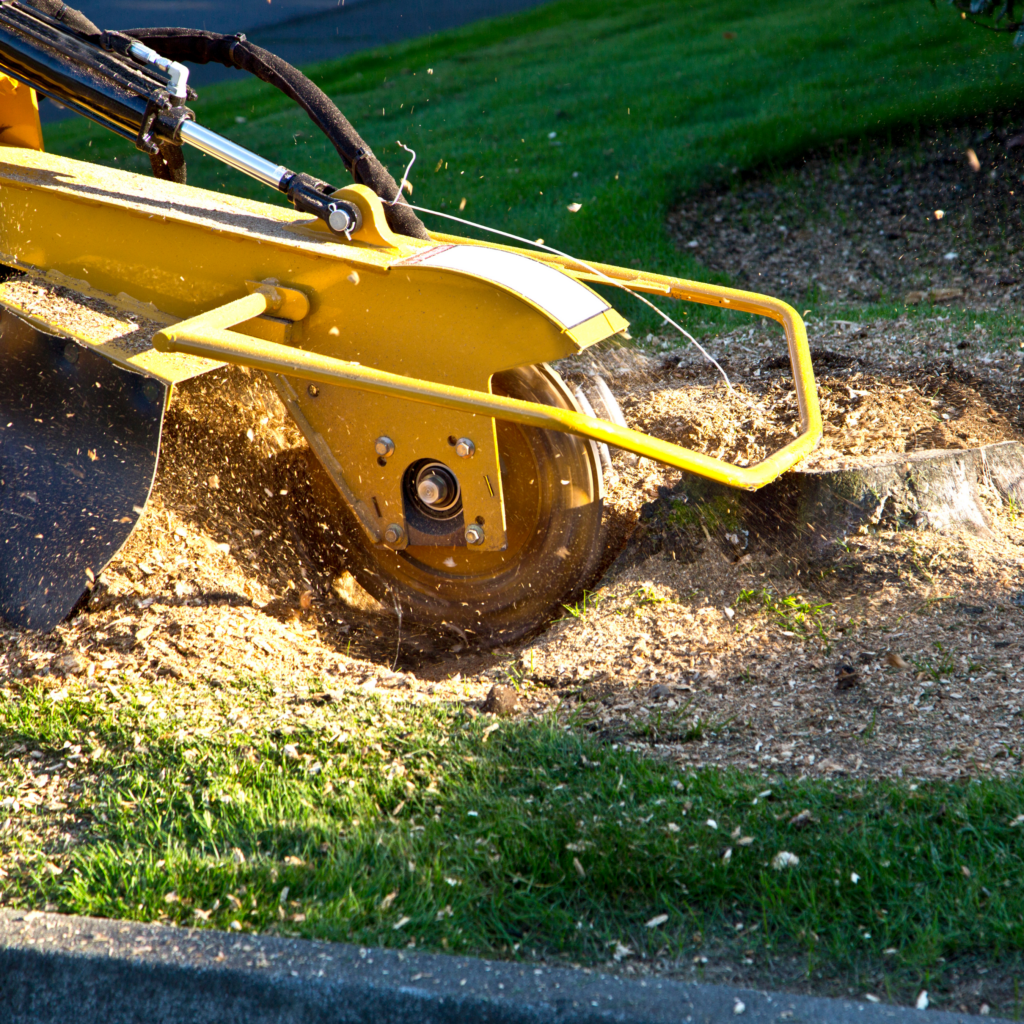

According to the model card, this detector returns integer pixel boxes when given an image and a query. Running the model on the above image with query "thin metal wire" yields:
[386,141,417,206]
[390,195,732,388]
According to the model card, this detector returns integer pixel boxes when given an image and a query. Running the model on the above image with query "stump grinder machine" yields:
[0,0,822,642]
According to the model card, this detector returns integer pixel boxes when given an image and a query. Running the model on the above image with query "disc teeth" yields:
[573,385,614,481]
[586,375,637,469]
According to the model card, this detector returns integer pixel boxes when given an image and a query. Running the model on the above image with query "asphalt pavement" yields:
[0,909,1009,1024]
[71,0,550,69]
[34,0,548,120]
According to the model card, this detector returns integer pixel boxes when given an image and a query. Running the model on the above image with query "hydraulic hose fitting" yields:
[126,40,190,101]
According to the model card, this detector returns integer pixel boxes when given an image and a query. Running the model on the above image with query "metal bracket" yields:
[134,93,168,156]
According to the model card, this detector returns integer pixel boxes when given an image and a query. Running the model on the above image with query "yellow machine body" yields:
[0,74,43,151]
[0,100,821,561]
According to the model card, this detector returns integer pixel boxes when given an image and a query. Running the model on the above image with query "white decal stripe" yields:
[401,245,609,328]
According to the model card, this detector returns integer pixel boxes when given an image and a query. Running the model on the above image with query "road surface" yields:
[73,0,549,68]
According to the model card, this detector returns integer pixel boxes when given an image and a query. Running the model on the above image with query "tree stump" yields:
[620,441,1024,569]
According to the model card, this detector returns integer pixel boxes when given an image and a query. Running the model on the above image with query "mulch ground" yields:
[667,122,1024,309]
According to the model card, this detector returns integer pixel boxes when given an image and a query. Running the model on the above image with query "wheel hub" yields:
[407,460,462,519]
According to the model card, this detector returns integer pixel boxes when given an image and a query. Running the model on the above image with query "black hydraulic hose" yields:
[17,0,98,39]
[124,27,429,240]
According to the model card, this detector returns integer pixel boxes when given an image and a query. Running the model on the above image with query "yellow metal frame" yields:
[429,230,823,488]
[0,135,820,560]
[154,269,822,492]
[0,76,42,152]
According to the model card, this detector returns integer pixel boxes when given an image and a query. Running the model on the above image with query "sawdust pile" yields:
[561,334,1021,473]
[0,362,418,690]
[1,313,1021,693]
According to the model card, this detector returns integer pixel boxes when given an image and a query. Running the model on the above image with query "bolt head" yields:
[455,437,476,459]
[465,524,485,546]
[374,436,395,458]
[417,478,443,505]
[383,523,404,546]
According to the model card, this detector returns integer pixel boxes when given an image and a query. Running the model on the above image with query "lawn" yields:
[2,678,1022,1011]
[16,0,1024,1012]
[44,0,1024,332]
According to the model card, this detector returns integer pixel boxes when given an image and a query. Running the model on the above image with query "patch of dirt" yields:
[518,508,1024,782]
[667,123,1024,308]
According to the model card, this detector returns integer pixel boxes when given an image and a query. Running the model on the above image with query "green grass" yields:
[42,0,1024,334]
[1,679,1022,1010]
[736,586,835,641]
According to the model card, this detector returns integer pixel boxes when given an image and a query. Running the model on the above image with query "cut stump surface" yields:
[625,441,1024,567]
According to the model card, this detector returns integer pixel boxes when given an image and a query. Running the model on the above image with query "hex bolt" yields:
[383,523,405,546]
[417,471,451,507]
[465,523,485,545]
[374,436,395,458]
[455,437,476,459]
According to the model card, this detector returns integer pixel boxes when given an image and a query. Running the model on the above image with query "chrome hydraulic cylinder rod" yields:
[178,120,289,190]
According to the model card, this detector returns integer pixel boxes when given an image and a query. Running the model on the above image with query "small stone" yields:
[480,684,521,717]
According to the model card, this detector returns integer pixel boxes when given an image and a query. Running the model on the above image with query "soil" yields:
[2,127,1024,1016]
[666,123,1024,309]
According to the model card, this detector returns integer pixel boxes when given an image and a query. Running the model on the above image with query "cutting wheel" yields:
[302,364,606,644]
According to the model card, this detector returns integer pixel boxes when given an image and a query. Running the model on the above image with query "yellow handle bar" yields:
[153,269,822,492]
